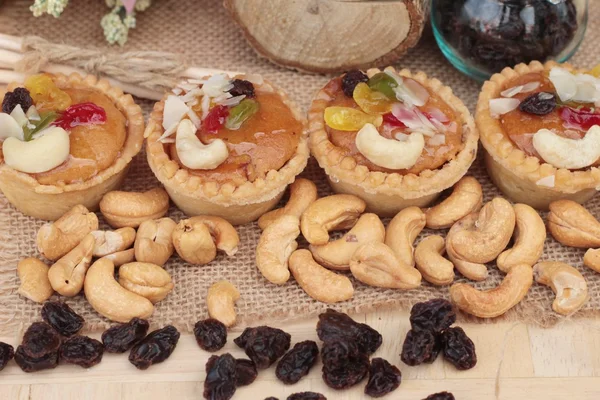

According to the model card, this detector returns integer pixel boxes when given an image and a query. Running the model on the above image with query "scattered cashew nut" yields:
[355,123,425,170]
[118,262,174,304]
[547,200,600,248]
[425,177,483,229]
[385,207,426,268]
[176,119,229,169]
[256,215,300,284]
[3,126,70,173]
[17,258,53,303]
[134,218,177,266]
[450,263,533,318]
[258,178,318,230]
[172,216,239,265]
[206,280,240,327]
[100,187,170,228]
[91,227,136,257]
[414,235,455,286]
[533,261,588,315]
[532,126,600,169]
[301,194,366,245]
[103,248,135,267]
[48,234,95,297]
[583,248,600,273]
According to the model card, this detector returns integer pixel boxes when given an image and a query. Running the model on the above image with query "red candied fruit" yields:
[382,113,406,128]
[204,105,229,133]
[53,102,107,130]
[559,106,600,131]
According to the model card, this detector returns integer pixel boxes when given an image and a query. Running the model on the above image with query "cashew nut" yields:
[84,258,154,323]
[118,262,174,304]
[258,178,318,230]
[533,261,588,315]
[497,204,546,273]
[206,280,240,327]
[425,177,483,229]
[99,187,170,228]
[176,119,228,169]
[548,200,600,248]
[189,216,239,256]
[450,264,533,318]
[583,248,600,273]
[355,123,425,170]
[48,234,95,297]
[134,218,177,266]
[37,204,99,261]
[172,216,239,265]
[414,236,455,286]
[17,258,53,303]
[289,249,354,303]
[446,198,516,281]
[256,215,300,284]
[300,194,366,245]
[91,227,136,257]
[532,126,600,169]
[3,126,70,173]
[385,207,426,268]
[310,213,385,270]
[103,248,135,267]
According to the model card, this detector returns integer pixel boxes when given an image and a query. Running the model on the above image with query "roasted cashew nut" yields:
[349,242,422,289]
[414,235,455,286]
[172,216,239,265]
[256,215,300,285]
[100,187,170,228]
[310,213,385,271]
[425,177,483,229]
[446,214,487,281]
[532,126,600,169]
[91,227,136,257]
[497,204,546,273]
[118,262,174,304]
[206,280,240,327]
[37,204,99,261]
[258,178,318,230]
[3,126,70,173]
[289,249,354,303]
[84,258,154,323]
[188,215,240,256]
[103,248,135,267]
[533,261,588,315]
[450,264,533,318]
[17,258,53,303]
[548,200,600,248]
[134,218,177,266]
[176,119,228,169]
[300,194,366,245]
[583,248,600,273]
[385,207,426,268]
[355,123,424,170]
[48,234,95,297]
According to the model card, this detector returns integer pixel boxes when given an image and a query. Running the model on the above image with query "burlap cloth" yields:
[0,0,599,334]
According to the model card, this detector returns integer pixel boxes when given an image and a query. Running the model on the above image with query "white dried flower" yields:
[30,0,69,18]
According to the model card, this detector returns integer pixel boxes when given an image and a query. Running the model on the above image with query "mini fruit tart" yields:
[145,73,309,225]
[477,61,600,210]
[308,67,478,216]
[0,73,144,220]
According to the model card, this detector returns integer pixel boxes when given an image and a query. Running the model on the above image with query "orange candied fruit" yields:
[24,74,71,112]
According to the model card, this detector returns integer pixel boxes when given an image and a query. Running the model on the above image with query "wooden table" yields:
[1,309,599,400]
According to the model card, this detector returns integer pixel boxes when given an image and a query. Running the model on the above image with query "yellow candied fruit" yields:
[352,82,394,115]
[24,74,71,112]
[588,64,600,78]
[324,106,383,131]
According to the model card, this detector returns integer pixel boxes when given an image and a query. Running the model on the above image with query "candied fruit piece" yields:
[2,87,33,114]
[342,70,368,97]
[204,104,229,133]
[367,72,398,100]
[41,301,84,337]
[410,299,456,333]
[24,74,71,111]
[382,112,406,128]
[324,106,382,131]
[225,98,259,130]
[53,102,107,130]
[353,82,394,115]
[559,106,600,130]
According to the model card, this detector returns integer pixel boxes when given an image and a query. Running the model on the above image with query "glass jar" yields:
[431,0,588,81]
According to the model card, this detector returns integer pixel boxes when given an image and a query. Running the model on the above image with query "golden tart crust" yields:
[476,60,600,210]
[0,73,145,221]
[309,66,479,216]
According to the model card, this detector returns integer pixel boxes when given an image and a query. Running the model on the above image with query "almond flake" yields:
[163,95,190,130]
[489,98,520,118]
[216,94,245,107]
[536,175,556,188]
[158,122,179,142]
[187,109,202,129]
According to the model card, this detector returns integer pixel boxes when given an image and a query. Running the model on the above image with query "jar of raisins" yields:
[432,0,588,81]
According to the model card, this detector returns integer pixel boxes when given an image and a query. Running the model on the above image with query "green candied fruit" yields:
[367,73,397,100]
[225,98,260,130]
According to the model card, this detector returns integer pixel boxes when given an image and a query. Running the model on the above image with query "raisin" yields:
[59,335,104,368]
[102,318,150,353]
[321,340,369,390]
[41,301,85,337]
[234,326,291,370]
[129,325,180,370]
[21,322,61,358]
[410,299,456,333]
[364,358,402,398]
[229,79,255,98]
[342,70,368,97]
[14,345,58,372]
[317,309,382,355]
[194,319,227,352]
[400,329,440,366]
[276,340,319,384]
[423,392,455,400]
[264,398,279,400]
[203,353,237,400]
[2,87,33,114]
[441,327,477,370]
[287,392,327,400]
[0,342,14,371]
[519,92,556,115]
[235,358,257,387]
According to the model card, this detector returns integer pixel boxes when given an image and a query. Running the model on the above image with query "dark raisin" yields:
[234,326,291,370]
[287,392,327,400]
[203,353,237,400]
[102,318,150,353]
[400,329,440,366]
[423,392,455,400]
[410,299,456,333]
[59,335,104,368]
[441,327,477,370]
[41,301,85,337]
[276,340,319,384]
[364,358,402,398]
[317,309,382,355]
[21,322,61,358]
[0,342,15,371]
[14,345,58,372]
[519,92,557,115]
[321,340,369,390]
[129,325,180,370]
[229,79,255,98]
[2,87,33,114]
[264,398,279,400]
[235,358,257,387]
[194,319,227,352]
[341,70,368,97]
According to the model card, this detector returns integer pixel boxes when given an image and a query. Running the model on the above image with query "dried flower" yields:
[30,0,69,18]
